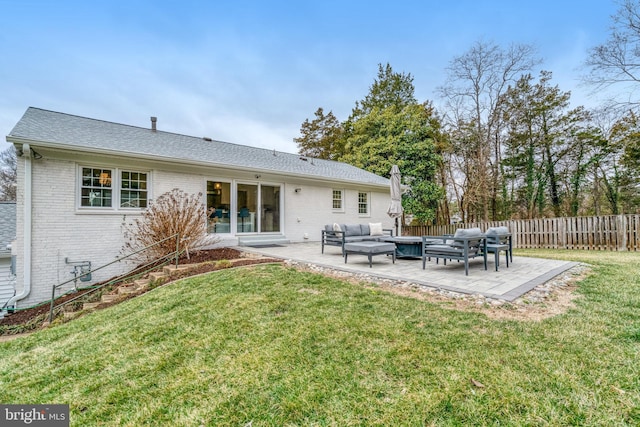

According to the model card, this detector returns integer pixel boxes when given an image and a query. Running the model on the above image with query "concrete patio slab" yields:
[240,242,577,301]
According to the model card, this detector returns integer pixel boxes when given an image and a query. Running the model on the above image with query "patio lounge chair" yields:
[421,227,487,275]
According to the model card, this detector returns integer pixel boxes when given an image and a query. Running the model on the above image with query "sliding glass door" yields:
[206,181,231,234]
[236,183,257,233]
[235,182,281,233]
[261,185,280,233]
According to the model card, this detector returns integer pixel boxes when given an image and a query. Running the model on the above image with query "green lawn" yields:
[1,250,639,426]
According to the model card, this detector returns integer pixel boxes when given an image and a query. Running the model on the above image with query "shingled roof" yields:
[7,107,389,187]
[0,202,16,257]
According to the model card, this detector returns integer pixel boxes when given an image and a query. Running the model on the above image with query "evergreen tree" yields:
[294,108,344,160]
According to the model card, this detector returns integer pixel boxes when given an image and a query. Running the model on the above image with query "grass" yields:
[1,251,639,426]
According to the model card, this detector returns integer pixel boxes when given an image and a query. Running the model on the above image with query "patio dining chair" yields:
[485,226,512,271]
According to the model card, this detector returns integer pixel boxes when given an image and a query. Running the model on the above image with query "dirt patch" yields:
[371,279,582,322]
[179,248,243,264]
[0,288,95,327]
[381,265,588,321]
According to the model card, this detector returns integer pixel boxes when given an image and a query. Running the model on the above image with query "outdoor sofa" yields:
[321,223,393,255]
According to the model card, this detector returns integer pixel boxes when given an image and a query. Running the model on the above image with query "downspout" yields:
[6,143,32,308]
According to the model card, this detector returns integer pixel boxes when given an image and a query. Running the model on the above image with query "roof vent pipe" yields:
[150,116,157,132]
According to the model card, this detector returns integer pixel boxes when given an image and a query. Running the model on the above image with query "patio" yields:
[242,242,578,301]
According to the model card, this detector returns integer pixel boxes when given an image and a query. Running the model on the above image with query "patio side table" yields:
[486,243,510,271]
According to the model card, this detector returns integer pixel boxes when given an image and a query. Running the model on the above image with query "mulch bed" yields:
[0,249,281,331]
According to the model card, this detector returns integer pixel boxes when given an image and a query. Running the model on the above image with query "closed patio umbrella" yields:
[387,165,403,236]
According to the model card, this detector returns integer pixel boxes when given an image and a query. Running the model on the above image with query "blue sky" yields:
[0,0,619,154]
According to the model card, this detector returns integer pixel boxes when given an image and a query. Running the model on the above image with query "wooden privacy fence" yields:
[403,215,640,251]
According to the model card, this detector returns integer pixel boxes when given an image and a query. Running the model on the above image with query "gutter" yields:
[5,143,31,308]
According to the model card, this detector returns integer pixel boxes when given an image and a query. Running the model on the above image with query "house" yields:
[0,201,16,313]
[5,107,394,309]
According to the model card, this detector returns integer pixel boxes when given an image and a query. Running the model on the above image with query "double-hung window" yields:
[120,171,148,208]
[358,192,369,216]
[81,167,113,207]
[332,189,344,212]
[80,166,148,210]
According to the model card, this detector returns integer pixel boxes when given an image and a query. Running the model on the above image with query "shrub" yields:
[122,189,218,262]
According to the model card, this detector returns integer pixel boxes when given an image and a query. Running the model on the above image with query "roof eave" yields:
[6,136,389,189]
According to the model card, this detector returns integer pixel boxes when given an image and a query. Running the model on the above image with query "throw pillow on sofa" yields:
[369,222,384,236]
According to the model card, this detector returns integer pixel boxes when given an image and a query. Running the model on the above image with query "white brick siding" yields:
[282,184,393,243]
[15,158,134,307]
[14,155,391,307]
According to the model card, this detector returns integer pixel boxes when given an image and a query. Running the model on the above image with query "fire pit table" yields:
[381,236,434,259]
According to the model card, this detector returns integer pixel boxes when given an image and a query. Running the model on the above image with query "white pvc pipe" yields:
[6,143,31,308]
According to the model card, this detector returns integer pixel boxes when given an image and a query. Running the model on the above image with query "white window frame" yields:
[119,170,149,209]
[358,191,370,217]
[332,189,344,212]
[78,165,150,211]
[205,178,233,235]
[79,166,113,209]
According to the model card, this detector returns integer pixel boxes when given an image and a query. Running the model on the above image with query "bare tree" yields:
[584,0,640,108]
[438,40,539,221]
[122,189,219,262]
[0,146,17,201]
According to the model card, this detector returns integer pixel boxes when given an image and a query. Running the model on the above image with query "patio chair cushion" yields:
[486,226,510,245]
[344,236,373,243]
[486,226,509,236]
[360,223,371,235]
[344,224,363,237]
[454,227,483,238]
[423,244,466,255]
[344,241,396,254]
[450,227,483,248]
